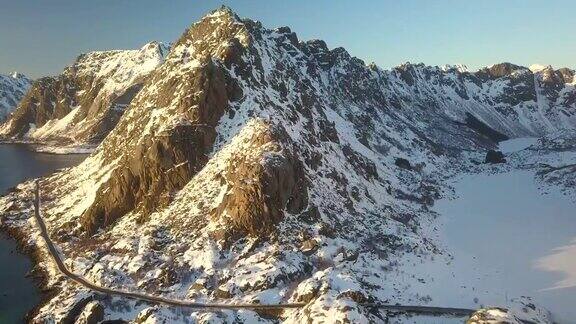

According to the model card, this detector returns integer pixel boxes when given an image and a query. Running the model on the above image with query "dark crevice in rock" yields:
[464,112,509,143]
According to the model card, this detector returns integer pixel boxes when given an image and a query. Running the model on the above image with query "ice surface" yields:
[433,170,576,323]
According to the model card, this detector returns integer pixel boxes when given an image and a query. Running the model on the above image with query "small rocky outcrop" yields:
[75,301,105,324]
[465,113,509,143]
[468,298,552,324]
[210,123,308,241]
[59,297,96,324]
[485,150,506,164]
[394,157,412,170]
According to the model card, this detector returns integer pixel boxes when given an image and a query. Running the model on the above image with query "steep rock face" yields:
[78,11,248,232]
[485,150,506,164]
[0,42,168,144]
[1,7,574,323]
[0,72,31,121]
[478,62,526,79]
[81,58,231,234]
[209,121,308,241]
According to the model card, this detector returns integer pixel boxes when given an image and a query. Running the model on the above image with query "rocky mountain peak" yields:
[9,71,29,81]
[441,64,469,73]
[529,63,547,72]
[210,5,240,18]
[538,65,575,85]
[194,5,244,34]
[556,67,575,84]
[171,6,251,66]
[304,39,337,68]
[140,41,170,57]
[481,62,529,79]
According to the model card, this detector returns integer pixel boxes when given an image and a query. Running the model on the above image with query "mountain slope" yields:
[0,7,570,323]
[384,62,576,138]
[0,42,169,147]
[0,72,31,121]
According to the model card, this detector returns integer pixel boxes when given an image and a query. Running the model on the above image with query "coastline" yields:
[0,202,58,323]
[0,146,89,323]
[0,138,96,155]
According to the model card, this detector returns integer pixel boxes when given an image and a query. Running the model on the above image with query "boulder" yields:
[300,239,319,256]
[485,150,506,164]
[395,157,412,170]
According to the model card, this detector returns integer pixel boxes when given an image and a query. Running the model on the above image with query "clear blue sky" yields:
[0,0,574,78]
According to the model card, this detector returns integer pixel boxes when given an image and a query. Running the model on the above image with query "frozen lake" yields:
[432,169,576,323]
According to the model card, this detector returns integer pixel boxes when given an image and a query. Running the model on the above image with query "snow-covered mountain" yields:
[1,29,574,154]
[0,72,31,121]
[386,62,575,138]
[0,7,572,323]
[0,42,169,147]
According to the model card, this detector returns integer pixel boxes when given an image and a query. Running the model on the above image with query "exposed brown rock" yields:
[77,301,105,324]
[338,290,369,303]
[2,76,77,138]
[59,296,94,324]
[81,60,230,234]
[300,239,319,256]
[479,62,525,79]
[213,288,233,299]
[209,123,308,241]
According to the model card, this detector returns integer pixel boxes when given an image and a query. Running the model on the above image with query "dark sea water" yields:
[0,144,87,323]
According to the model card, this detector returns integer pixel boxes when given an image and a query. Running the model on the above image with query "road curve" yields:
[32,180,305,310]
[32,180,475,316]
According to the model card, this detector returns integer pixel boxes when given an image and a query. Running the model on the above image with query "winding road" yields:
[32,180,475,317]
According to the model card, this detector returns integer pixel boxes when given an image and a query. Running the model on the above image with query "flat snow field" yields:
[432,169,576,323]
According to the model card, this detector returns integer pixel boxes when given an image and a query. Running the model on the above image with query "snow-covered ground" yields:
[432,169,576,323]
[498,137,538,153]
[31,144,96,154]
